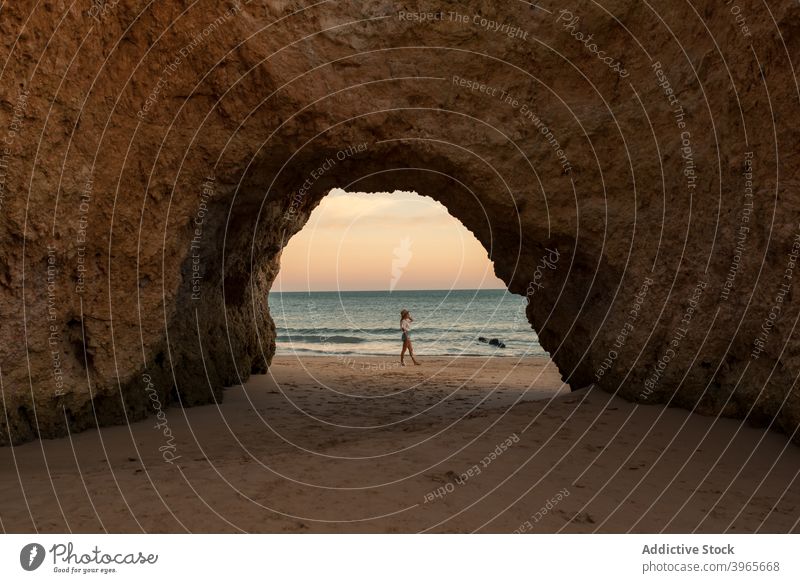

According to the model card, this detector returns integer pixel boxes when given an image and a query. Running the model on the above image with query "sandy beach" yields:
[1,355,798,533]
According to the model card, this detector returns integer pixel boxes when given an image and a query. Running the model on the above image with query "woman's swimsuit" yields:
[401,319,411,343]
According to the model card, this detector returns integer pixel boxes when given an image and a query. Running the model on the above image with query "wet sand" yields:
[1,355,798,533]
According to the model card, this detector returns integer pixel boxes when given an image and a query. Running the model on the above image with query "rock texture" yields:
[1,0,799,445]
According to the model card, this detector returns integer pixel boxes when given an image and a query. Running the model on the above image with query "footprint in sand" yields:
[569,511,596,524]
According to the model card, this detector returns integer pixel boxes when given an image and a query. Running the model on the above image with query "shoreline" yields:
[274,351,552,359]
[275,352,557,366]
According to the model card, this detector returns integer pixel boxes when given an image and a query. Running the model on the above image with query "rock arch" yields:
[1,0,799,444]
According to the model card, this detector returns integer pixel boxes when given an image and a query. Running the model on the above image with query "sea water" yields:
[269,289,546,357]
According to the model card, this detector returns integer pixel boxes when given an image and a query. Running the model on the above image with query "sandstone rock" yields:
[1,0,799,444]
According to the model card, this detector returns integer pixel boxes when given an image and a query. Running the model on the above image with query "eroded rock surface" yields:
[1,0,799,444]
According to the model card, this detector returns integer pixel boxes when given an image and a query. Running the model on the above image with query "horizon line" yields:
[271,287,509,293]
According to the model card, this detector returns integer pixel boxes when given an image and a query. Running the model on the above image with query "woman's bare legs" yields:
[400,342,407,366]
[404,338,420,365]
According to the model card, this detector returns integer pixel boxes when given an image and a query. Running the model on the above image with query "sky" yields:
[272,189,506,292]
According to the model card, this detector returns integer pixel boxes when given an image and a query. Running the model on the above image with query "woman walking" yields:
[400,309,420,366]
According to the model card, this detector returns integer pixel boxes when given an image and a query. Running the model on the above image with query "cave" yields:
[1,0,800,448]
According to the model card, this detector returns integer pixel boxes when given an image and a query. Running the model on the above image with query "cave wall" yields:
[1,0,799,444]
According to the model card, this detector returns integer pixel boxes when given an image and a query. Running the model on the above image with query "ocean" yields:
[269,289,546,358]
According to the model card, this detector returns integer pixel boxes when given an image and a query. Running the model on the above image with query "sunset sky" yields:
[272,189,505,292]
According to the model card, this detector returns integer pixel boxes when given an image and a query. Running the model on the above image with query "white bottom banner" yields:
[1,535,797,582]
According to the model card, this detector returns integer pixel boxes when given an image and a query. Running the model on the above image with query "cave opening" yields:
[267,188,553,366]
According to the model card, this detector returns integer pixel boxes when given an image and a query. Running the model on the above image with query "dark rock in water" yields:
[478,337,505,347]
